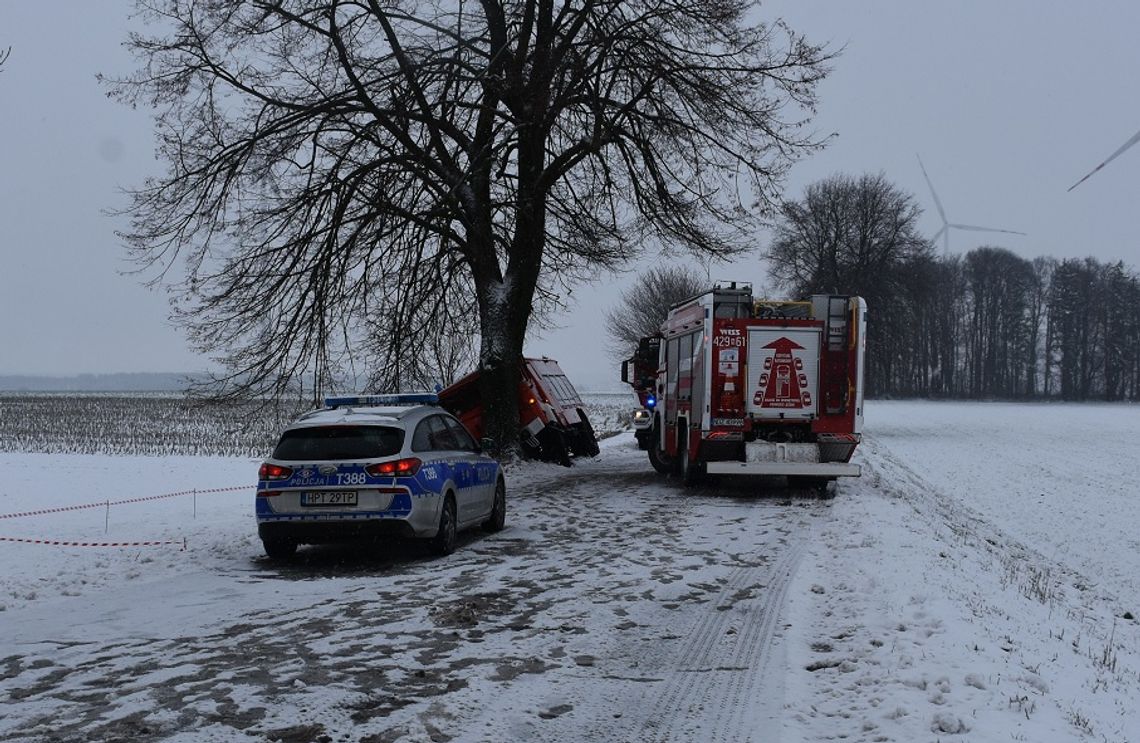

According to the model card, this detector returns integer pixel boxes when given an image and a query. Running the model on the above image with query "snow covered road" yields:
[1,437,822,742]
[3,400,1139,742]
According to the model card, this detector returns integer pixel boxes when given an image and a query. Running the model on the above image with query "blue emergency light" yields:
[646,394,656,408]
[324,393,439,408]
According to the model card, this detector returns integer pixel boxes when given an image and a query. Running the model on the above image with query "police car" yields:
[255,393,506,558]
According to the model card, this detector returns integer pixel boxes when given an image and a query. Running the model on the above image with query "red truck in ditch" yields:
[622,283,867,492]
[439,357,600,466]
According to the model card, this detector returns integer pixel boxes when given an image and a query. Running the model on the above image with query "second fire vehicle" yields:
[623,283,867,492]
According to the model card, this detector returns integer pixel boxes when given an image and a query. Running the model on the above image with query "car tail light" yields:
[366,457,422,477]
[259,463,293,480]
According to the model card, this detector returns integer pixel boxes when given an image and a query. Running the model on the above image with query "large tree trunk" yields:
[473,230,543,457]
[473,113,548,457]
[476,330,524,457]
[473,271,539,456]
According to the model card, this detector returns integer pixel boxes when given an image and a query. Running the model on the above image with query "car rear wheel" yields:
[262,537,297,560]
[431,494,457,556]
[482,479,507,533]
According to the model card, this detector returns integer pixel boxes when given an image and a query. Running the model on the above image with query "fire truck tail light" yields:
[366,457,423,477]
[259,463,293,480]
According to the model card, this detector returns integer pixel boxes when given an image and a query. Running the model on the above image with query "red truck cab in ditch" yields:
[439,357,600,466]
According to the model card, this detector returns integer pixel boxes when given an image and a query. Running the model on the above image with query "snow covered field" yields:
[786,401,1140,742]
[1,399,1138,742]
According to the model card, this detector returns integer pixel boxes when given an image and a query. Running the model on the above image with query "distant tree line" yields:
[868,250,1140,401]
[766,173,1140,401]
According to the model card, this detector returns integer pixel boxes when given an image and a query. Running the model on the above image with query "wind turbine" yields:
[916,155,1026,254]
[1068,127,1140,191]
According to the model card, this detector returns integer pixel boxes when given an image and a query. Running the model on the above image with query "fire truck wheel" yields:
[680,437,704,487]
[431,494,458,556]
[647,422,672,474]
[554,434,572,467]
[648,445,671,474]
[573,412,601,458]
[538,426,573,467]
[789,476,834,499]
[482,479,507,533]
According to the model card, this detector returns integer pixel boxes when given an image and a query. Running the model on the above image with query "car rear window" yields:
[271,426,404,461]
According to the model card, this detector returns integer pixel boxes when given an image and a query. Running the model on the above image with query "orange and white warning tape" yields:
[0,536,186,548]
[0,485,250,521]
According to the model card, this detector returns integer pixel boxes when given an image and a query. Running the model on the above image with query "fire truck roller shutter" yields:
[745,328,821,421]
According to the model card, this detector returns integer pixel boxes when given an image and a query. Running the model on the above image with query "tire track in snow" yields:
[499,442,818,743]
[614,539,805,743]
[1,440,818,743]
[711,539,803,743]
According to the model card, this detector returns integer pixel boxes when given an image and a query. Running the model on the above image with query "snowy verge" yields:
[0,453,259,613]
[782,402,1140,743]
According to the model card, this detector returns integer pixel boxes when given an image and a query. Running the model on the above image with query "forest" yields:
[765,174,1140,401]
[867,250,1140,400]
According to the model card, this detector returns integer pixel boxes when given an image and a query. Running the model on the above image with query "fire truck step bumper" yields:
[704,461,861,478]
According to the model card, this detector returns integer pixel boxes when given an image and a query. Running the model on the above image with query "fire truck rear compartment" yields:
[702,434,860,478]
[699,435,858,472]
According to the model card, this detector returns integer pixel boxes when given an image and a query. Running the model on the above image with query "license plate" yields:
[300,491,358,507]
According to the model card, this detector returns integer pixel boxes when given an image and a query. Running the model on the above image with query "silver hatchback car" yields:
[255,394,506,558]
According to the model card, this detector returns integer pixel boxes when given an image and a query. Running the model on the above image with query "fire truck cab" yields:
[628,282,866,492]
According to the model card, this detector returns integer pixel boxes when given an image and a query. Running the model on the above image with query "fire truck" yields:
[439,357,600,466]
[622,283,867,491]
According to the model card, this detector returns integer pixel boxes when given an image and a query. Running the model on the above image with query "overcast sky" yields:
[2,2,1138,389]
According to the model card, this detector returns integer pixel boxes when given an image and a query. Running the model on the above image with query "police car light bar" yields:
[324,393,439,409]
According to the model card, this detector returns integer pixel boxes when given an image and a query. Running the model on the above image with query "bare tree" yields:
[962,246,1036,397]
[764,173,933,395]
[605,265,707,359]
[765,173,931,298]
[1025,256,1054,396]
[365,280,480,392]
[0,46,11,71]
[106,0,832,451]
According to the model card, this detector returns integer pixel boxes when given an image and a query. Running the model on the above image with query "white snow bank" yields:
[783,400,1140,743]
